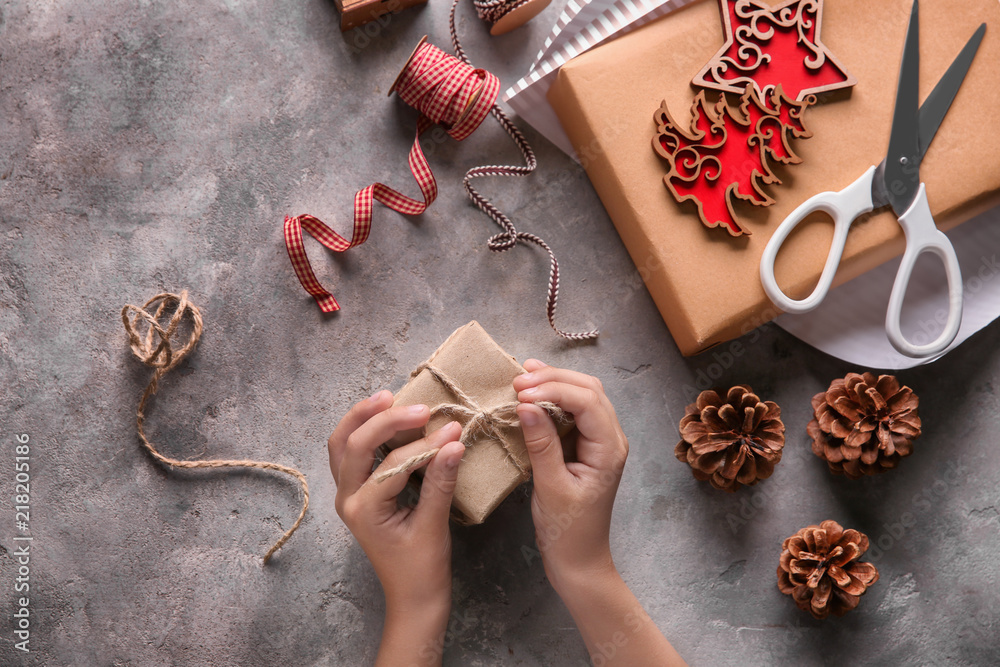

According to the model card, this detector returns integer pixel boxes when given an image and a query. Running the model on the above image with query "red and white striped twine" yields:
[472,0,533,26]
[282,0,597,341]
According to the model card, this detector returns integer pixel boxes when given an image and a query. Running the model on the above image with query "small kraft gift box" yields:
[384,322,572,525]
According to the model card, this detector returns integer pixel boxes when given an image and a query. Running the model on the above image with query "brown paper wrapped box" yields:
[548,0,1000,356]
[386,322,570,524]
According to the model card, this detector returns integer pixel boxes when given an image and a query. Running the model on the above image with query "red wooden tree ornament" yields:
[653,86,813,236]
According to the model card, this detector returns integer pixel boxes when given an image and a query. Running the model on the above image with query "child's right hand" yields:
[512,359,629,592]
[514,361,686,666]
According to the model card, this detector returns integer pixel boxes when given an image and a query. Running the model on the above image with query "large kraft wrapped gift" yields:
[548,0,1000,356]
[385,322,570,524]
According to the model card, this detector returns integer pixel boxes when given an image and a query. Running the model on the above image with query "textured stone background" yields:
[1,0,998,665]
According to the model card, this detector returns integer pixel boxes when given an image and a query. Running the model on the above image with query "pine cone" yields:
[808,372,920,479]
[675,386,784,492]
[777,520,879,619]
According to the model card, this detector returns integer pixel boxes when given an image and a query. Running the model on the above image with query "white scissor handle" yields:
[885,183,964,358]
[760,167,877,314]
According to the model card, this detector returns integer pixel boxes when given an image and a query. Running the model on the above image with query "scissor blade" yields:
[884,0,923,217]
[918,23,986,161]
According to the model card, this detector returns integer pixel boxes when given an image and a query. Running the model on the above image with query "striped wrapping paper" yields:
[504,0,696,157]
[530,0,619,72]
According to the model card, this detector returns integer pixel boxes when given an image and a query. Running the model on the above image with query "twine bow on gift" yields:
[372,362,570,483]
[122,291,309,564]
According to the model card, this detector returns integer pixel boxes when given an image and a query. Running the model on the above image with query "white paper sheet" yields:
[775,207,1000,369]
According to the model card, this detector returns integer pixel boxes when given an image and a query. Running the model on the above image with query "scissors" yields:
[760,0,986,359]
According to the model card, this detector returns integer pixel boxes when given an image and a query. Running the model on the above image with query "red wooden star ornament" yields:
[692,0,857,102]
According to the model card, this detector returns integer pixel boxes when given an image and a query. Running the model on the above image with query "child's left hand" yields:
[328,390,465,665]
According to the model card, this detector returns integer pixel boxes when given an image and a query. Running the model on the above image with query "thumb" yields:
[414,440,465,527]
[517,403,570,488]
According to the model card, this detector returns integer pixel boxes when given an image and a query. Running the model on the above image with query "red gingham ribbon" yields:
[283,11,598,341]
[283,42,497,313]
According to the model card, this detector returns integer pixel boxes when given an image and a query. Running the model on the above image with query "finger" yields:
[517,381,622,451]
[516,403,572,490]
[522,358,548,373]
[360,421,463,505]
[338,403,431,496]
[413,439,466,529]
[328,390,393,483]
[513,365,609,406]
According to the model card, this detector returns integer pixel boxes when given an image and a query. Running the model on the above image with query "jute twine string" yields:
[122,291,309,565]
[372,361,570,484]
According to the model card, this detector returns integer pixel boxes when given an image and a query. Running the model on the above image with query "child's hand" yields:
[328,390,465,665]
[514,362,687,666]
[512,360,628,591]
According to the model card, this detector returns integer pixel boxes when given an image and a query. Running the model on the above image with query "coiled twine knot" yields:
[122,291,203,373]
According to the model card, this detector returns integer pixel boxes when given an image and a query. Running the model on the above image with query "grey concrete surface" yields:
[1,0,998,665]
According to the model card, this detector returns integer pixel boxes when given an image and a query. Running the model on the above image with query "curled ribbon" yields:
[283,6,598,341]
[283,41,495,314]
